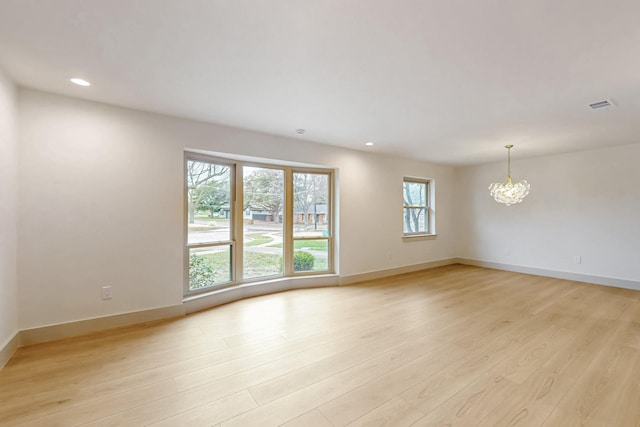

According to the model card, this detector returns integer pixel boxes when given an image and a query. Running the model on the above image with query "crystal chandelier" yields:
[488,145,530,206]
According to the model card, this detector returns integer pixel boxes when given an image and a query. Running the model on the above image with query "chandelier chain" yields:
[505,144,513,178]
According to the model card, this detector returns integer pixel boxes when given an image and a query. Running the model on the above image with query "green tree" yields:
[403,181,426,233]
[197,185,228,217]
[294,173,328,226]
[244,168,284,223]
[187,161,230,223]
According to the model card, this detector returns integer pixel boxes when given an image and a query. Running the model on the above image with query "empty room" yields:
[1,1,639,426]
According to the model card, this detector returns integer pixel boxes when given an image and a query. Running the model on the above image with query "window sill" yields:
[403,234,437,242]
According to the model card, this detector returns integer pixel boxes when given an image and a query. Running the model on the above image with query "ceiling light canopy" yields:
[488,145,530,206]
[70,78,91,86]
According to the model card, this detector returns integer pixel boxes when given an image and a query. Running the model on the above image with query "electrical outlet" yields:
[573,256,582,264]
[101,286,112,300]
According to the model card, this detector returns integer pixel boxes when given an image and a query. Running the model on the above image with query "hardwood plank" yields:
[281,410,334,427]
[222,331,448,426]
[317,310,540,426]
[79,414,124,427]
[11,342,337,426]
[0,265,639,427]
[409,372,514,427]
[398,310,571,419]
[344,397,425,427]
[542,337,640,425]
[148,390,257,427]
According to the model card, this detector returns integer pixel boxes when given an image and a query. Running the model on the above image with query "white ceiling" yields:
[1,0,639,165]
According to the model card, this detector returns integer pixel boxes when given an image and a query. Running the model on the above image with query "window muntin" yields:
[403,178,431,236]
[185,154,334,295]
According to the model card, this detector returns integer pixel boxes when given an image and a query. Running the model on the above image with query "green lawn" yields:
[268,240,328,250]
[189,251,231,288]
[198,250,280,270]
[243,252,282,278]
[306,256,327,271]
[190,246,327,290]
[190,250,282,289]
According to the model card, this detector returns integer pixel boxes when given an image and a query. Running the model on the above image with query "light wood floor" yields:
[2,264,640,426]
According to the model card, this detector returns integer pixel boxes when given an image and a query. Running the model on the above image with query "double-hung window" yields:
[292,171,332,272]
[186,158,234,289]
[403,177,433,236]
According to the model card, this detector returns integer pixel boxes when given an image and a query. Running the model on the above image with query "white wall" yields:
[17,89,456,330]
[0,67,19,348]
[456,144,640,283]
[12,86,640,333]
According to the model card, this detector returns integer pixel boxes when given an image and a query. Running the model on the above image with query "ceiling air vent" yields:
[589,100,613,109]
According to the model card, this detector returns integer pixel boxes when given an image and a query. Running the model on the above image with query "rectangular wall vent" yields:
[589,100,612,109]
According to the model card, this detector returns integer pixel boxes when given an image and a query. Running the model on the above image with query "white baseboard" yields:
[0,331,20,370]
[338,258,458,286]
[9,256,634,371]
[455,258,640,291]
[20,304,185,346]
[16,275,340,349]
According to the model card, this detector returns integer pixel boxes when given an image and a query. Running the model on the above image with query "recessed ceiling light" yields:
[365,141,375,146]
[70,78,91,87]
[295,128,305,135]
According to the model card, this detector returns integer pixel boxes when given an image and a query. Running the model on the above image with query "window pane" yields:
[189,246,231,290]
[403,181,427,208]
[293,240,329,272]
[403,207,427,234]
[187,160,232,245]
[293,172,330,238]
[243,166,284,279]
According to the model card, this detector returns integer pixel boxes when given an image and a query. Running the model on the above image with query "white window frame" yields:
[402,177,435,238]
